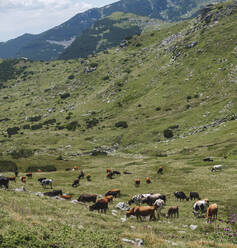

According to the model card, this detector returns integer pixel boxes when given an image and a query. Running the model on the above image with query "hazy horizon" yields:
[0,0,118,42]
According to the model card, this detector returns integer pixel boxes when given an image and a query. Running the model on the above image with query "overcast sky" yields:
[0,0,118,42]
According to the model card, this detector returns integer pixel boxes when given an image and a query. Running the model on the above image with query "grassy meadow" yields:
[0,1,236,247]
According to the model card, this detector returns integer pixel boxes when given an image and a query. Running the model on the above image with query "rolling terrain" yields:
[0,1,236,247]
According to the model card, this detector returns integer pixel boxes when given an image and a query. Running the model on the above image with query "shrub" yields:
[9,149,34,159]
[0,160,17,172]
[85,118,99,129]
[26,165,56,172]
[68,74,75,80]
[115,121,128,128]
[163,129,174,138]
[7,127,20,136]
[66,121,80,131]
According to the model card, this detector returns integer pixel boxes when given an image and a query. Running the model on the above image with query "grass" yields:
[0,1,236,247]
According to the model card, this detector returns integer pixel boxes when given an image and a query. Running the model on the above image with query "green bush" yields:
[26,165,56,172]
[9,149,34,159]
[0,160,17,172]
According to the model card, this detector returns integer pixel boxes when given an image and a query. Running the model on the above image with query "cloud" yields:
[0,0,94,41]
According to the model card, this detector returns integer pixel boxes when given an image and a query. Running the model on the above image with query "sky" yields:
[0,0,118,42]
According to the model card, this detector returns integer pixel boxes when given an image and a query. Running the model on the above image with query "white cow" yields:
[211,164,222,172]
[153,199,165,218]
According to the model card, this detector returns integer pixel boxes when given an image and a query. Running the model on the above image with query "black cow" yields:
[189,192,200,200]
[89,199,108,213]
[78,194,97,203]
[44,190,63,197]
[157,167,163,174]
[174,192,189,201]
[78,170,84,180]
[72,179,80,187]
[112,170,121,176]
[0,176,9,189]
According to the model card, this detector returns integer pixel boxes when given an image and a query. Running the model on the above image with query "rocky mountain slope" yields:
[0,0,225,61]
[0,1,236,162]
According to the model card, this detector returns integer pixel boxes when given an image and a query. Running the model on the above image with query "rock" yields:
[115,202,130,211]
[112,210,118,216]
[190,225,198,230]
[122,238,143,246]
[121,217,127,222]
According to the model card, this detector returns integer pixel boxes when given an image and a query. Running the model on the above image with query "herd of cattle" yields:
[0,164,221,223]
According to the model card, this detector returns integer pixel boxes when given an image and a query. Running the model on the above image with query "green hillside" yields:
[0,1,236,247]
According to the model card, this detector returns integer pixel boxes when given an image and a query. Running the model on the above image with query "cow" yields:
[73,166,79,171]
[8,176,16,182]
[135,179,140,186]
[189,192,200,201]
[128,194,151,205]
[0,176,9,189]
[112,170,121,176]
[72,179,79,187]
[127,206,157,221]
[86,174,91,181]
[78,194,97,203]
[174,192,189,201]
[193,199,209,217]
[44,190,63,197]
[106,172,114,179]
[104,195,113,202]
[21,176,26,183]
[142,194,166,206]
[106,168,112,173]
[41,179,53,189]
[78,170,84,179]
[203,157,213,162]
[38,178,46,183]
[65,168,71,171]
[89,198,108,213]
[211,165,222,172]
[167,206,179,218]
[60,194,73,200]
[206,203,218,222]
[26,173,32,178]
[105,189,120,198]
[157,167,163,174]
[146,177,151,184]
[153,199,165,219]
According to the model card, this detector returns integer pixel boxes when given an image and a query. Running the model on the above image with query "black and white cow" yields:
[128,193,151,205]
[40,179,53,189]
[193,199,209,217]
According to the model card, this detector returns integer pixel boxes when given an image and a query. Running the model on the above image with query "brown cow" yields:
[135,179,140,186]
[106,168,112,173]
[127,206,157,221]
[21,176,26,183]
[89,198,108,213]
[105,189,120,198]
[167,206,179,218]
[8,176,16,182]
[60,194,73,200]
[146,177,151,184]
[104,195,113,202]
[206,204,218,223]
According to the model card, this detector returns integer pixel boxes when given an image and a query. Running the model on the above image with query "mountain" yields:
[0,0,225,61]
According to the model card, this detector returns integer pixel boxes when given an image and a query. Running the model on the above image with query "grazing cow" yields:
[211,165,222,172]
[127,206,157,221]
[135,179,140,186]
[60,194,73,200]
[203,157,213,162]
[112,170,121,176]
[206,203,218,222]
[106,172,114,179]
[86,174,91,181]
[128,194,151,205]
[105,189,120,198]
[78,170,84,179]
[89,198,108,213]
[0,176,9,189]
[26,173,32,178]
[142,194,166,206]
[174,192,189,201]
[167,206,179,218]
[72,179,80,187]
[73,166,79,171]
[44,190,63,197]
[106,168,112,173]
[193,199,209,217]
[78,194,97,203]
[189,192,200,201]
[65,168,71,171]
[146,177,151,184]
[8,176,16,182]
[153,199,165,218]
[38,178,47,183]
[21,176,26,183]
[157,167,163,174]
[41,179,53,189]
[104,195,113,202]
